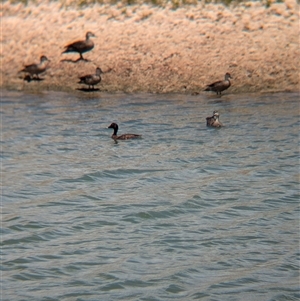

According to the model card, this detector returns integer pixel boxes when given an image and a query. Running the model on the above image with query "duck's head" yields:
[213,111,220,119]
[40,56,50,63]
[225,73,232,80]
[96,67,103,75]
[108,123,118,130]
[86,31,96,39]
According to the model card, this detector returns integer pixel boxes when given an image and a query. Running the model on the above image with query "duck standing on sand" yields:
[62,31,96,61]
[206,111,223,127]
[20,55,50,79]
[78,67,103,90]
[204,73,232,95]
[108,123,142,140]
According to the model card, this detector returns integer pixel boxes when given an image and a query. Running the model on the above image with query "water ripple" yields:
[2,91,299,300]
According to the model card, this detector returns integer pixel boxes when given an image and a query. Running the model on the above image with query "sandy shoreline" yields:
[1,0,299,94]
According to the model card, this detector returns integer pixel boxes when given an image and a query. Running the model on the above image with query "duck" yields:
[20,55,50,79]
[108,123,142,140]
[78,67,103,90]
[62,31,96,61]
[206,111,223,127]
[204,73,232,95]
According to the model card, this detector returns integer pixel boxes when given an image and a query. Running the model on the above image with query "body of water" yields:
[2,90,299,300]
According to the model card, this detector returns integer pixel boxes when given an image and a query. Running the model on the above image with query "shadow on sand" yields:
[76,88,100,92]
[23,76,45,82]
[60,58,90,63]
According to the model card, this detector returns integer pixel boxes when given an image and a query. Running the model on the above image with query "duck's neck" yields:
[225,75,231,82]
[37,62,47,71]
[40,61,48,68]
[113,127,118,136]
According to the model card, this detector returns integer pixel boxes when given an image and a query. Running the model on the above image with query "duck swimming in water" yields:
[206,111,223,127]
[20,55,50,79]
[204,73,232,95]
[62,31,96,61]
[108,123,142,140]
[78,67,103,90]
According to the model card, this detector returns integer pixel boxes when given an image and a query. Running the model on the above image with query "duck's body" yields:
[206,111,223,127]
[204,73,232,95]
[62,32,96,61]
[20,55,50,78]
[108,123,142,140]
[78,67,103,89]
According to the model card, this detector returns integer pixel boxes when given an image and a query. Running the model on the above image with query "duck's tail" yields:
[62,46,73,54]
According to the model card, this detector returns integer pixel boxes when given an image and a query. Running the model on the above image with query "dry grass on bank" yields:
[1,0,299,93]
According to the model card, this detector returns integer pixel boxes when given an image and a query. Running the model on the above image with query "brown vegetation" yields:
[1,0,299,93]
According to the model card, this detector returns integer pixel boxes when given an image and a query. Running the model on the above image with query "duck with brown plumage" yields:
[20,55,50,79]
[78,67,103,90]
[62,31,96,61]
[206,111,223,127]
[204,73,232,95]
[108,123,142,140]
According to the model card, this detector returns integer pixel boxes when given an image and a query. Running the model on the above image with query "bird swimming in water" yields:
[78,67,103,90]
[206,111,223,127]
[108,123,142,140]
[20,55,50,79]
[62,31,96,61]
[204,73,232,95]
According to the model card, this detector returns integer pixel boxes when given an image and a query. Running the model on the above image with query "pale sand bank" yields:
[1,0,299,94]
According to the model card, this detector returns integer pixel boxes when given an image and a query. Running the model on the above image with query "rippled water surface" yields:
[2,91,299,301]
